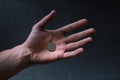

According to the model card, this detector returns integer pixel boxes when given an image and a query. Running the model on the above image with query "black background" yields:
[0,0,120,80]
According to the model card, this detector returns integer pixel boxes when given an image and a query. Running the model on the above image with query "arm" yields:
[0,44,31,80]
[0,10,95,79]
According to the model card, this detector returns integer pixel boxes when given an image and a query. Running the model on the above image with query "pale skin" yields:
[0,10,95,79]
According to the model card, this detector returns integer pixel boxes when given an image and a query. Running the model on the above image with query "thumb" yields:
[34,10,56,30]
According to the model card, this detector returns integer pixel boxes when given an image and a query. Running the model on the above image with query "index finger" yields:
[57,19,88,34]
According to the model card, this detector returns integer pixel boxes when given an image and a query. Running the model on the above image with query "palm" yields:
[26,29,66,63]
[24,10,95,63]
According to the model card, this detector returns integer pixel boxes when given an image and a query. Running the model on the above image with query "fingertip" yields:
[50,10,56,15]
[81,18,88,23]
[78,48,84,53]
[52,10,56,13]
[90,28,96,33]
[87,37,93,42]
[76,18,88,26]
[86,28,96,35]
[75,48,84,56]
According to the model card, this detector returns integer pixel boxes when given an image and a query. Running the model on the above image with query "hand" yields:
[24,10,95,64]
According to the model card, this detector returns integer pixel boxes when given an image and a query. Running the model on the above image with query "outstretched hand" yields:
[24,10,95,64]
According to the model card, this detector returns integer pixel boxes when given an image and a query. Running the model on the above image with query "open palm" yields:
[24,10,95,64]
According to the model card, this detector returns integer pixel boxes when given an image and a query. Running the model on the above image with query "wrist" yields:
[19,44,33,67]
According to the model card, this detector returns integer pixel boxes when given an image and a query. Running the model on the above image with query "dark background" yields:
[0,0,120,80]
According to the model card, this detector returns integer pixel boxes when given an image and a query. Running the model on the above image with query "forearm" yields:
[0,44,31,80]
